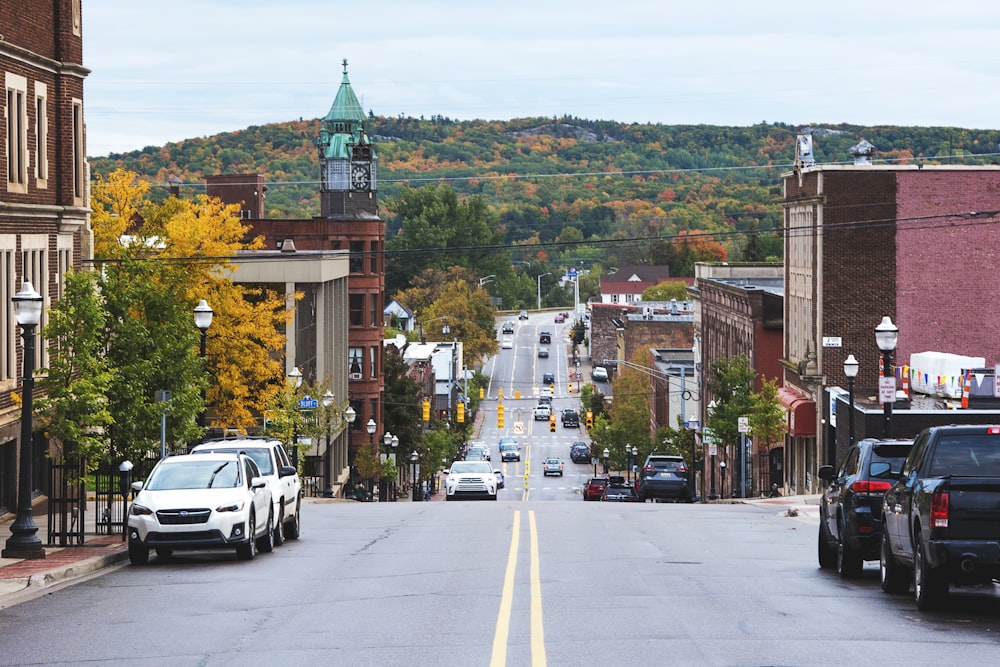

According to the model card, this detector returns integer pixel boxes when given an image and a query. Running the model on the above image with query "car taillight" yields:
[849,480,892,493]
[642,466,656,474]
[931,490,949,528]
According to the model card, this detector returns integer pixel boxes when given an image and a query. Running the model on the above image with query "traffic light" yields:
[498,402,505,429]
[498,387,503,399]
[422,399,430,421]
[549,414,556,432]
[456,400,465,423]
[568,382,573,394]
[586,410,593,428]
[479,387,484,400]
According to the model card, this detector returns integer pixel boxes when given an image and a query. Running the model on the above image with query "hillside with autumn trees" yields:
[89,116,1000,301]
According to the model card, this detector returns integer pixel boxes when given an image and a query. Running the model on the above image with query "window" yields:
[6,73,28,193]
[0,241,14,382]
[72,99,84,201]
[348,347,363,380]
[349,241,364,274]
[369,345,376,378]
[370,240,378,274]
[349,293,363,326]
[34,83,48,186]
[21,239,46,369]
[370,292,378,327]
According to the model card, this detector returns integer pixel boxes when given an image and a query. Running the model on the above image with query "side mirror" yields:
[130,480,144,492]
[278,465,297,478]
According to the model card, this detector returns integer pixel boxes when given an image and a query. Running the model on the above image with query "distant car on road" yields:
[518,310,529,321]
[533,404,551,421]
[501,321,515,334]
[499,437,521,462]
[562,409,579,427]
[817,438,913,578]
[543,458,564,476]
[570,442,591,463]
[494,469,505,489]
[500,337,513,349]
[542,372,555,384]
[582,477,608,501]
[538,347,549,358]
[554,313,566,323]
[592,366,609,382]
[445,460,498,501]
[602,483,639,502]
[637,454,692,502]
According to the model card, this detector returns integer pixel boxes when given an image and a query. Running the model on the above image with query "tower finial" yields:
[342,58,348,75]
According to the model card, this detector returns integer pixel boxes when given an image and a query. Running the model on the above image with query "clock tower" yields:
[317,59,378,218]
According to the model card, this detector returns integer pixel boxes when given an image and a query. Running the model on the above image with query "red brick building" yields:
[1,0,91,516]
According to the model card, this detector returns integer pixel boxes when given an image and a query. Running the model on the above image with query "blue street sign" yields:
[298,396,318,410]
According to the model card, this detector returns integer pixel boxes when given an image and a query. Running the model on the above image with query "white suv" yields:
[445,460,499,501]
[191,437,302,545]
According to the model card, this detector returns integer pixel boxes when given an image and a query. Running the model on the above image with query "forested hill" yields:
[89,116,1000,260]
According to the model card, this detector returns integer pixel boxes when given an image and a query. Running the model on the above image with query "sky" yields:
[83,0,1000,157]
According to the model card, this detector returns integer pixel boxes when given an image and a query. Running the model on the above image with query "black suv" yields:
[817,438,913,578]
[570,442,590,463]
[501,321,514,334]
[637,454,692,502]
[561,409,579,427]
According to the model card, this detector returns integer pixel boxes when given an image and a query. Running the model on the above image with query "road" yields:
[3,314,998,665]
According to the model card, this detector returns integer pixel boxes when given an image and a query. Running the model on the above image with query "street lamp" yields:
[708,400,718,500]
[288,366,303,389]
[603,447,610,475]
[322,390,336,497]
[194,299,213,429]
[478,275,495,288]
[626,444,632,482]
[843,354,859,447]
[537,272,552,311]
[632,446,639,481]
[411,451,420,501]
[875,316,899,438]
[384,431,398,502]
[3,280,45,559]
[366,417,377,500]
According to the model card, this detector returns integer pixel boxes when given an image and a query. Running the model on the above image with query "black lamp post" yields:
[342,404,356,496]
[384,431,398,501]
[3,280,46,559]
[410,451,420,501]
[875,316,899,438]
[626,444,632,483]
[321,391,335,497]
[844,354,859,447]
[603,447,610,475]
[366,418,377,500]
[707,400,718,500]
[193,299,213,430]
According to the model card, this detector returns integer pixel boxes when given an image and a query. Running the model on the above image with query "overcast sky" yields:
[83,0,1000,157]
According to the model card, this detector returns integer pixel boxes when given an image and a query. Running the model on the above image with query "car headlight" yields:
[129,503,153,516]
[216,500,246,513]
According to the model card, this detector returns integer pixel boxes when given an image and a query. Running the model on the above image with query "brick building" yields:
[1,0,91,516]
[782,161,1000,494]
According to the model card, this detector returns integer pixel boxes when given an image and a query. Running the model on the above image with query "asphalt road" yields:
[1,499,999,666]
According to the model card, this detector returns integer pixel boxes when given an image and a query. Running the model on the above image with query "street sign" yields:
[878,377,895,404]
[298,395,319,410]
[738,416,750,433]
[513,421,524,434]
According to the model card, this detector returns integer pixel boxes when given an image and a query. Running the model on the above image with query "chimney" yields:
[851,139,875,165]
[280,239,297,253]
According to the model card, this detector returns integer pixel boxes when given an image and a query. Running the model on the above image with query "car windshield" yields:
[451,461,492,474]
[869,444,912,478]
[195,447,274,475]
[545,459,560,465]
[648,459,685,470]
[147,459,242,490]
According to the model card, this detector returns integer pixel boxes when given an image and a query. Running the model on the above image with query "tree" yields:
[705,356,756,473]
[383,346,423,458]
[748,378,787,496]
[422,278,498,366]
[641,280,689,301]
[599,353,653,470]
[34,270,114,478]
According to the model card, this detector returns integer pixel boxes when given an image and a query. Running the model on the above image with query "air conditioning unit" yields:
[349,373,362,380]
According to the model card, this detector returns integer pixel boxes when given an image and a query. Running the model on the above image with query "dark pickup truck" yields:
[880,424,1000,609]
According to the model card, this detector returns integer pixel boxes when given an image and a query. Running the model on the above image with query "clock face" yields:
[351,164,370,190]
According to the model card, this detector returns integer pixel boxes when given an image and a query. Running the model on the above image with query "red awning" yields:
[778,387,816,436]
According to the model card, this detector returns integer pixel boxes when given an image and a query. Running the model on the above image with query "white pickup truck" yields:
[533,404,551,421]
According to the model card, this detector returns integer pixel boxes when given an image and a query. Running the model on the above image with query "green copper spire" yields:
[317,59,370,160]
[325,59,365,125]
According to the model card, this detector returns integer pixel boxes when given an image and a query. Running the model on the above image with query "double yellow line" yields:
[490,510,546,667]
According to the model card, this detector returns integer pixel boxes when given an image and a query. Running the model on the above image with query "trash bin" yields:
[355,487,366,501]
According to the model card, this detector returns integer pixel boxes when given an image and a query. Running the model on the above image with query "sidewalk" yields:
[0,501,129,607]
[740,494,821,522]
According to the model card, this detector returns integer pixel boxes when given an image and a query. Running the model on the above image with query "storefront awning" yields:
[778,387,816,436]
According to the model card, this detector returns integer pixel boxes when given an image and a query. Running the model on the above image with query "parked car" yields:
[542,373,555,385]
[533,404,551,421]
[561,409,579,427]
[500,337,513,349]
[592,366,609,382]
[191,437,303,545]
[501,321,515,334]
[542,458,564,476]
[582,477,608,501]
[499,437,521,462]
[881,424,1000,609]
[817,438,914,578]
[538,347,549,358]
[445,460,498,501]
[603,483,640,502]
[570,442,591,463]
[637,454,692,502]
[127,452,273,565]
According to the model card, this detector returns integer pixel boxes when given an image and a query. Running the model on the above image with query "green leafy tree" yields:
[748,378,787,496]
[422,279,498,366]
[705,356,756,455]
[34,269,114,478]
[383,346,423,457]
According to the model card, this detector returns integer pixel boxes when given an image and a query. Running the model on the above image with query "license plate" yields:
[659,472,674,479]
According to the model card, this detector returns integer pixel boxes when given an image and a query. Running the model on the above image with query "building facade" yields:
[1,0,91,514]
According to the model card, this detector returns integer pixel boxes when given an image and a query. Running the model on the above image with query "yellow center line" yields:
[490,511,520,667]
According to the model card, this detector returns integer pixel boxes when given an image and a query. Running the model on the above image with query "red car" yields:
[554,313,566,323]
[583,477,608,501]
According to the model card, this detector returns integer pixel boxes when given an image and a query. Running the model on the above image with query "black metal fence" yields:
[94,454,158,540]
[47,459,85,546]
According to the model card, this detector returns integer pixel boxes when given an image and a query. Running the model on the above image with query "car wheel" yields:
[155,547,173,561]
[257,509,275,553]
[817,525,837,570]
[836,519,863,578]
[236,511,257,561]
[129,540,149,566]
[880,525,909,594]
[286,499,301,540]
[273,504,286,546]
[914,532,947,610]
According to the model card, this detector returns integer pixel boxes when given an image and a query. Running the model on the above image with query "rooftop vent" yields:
[280,239,297,253]
[851,139,875,165]
[795,135,815,167]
